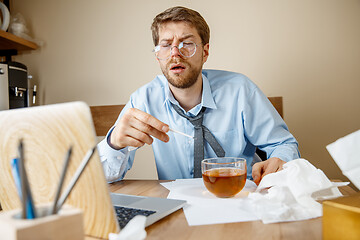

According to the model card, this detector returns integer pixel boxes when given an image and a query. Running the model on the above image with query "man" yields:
[98,6,300,185]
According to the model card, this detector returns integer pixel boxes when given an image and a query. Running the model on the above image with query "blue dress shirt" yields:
[98,69,300,182]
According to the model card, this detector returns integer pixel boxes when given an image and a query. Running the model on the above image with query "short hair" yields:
[151,6,210,46]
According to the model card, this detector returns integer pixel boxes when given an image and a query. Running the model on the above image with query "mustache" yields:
[167,59,189,67]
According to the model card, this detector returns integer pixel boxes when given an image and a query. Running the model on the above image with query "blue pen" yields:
[11,158,26,218]
[12,157,37,219]
[11,158,23,199]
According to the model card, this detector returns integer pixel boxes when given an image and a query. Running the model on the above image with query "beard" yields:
[161,59,203,89]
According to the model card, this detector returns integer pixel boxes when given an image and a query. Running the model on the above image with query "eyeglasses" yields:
[153,41,197,60]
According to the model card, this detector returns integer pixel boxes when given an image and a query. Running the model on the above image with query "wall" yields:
[10,0,360,181]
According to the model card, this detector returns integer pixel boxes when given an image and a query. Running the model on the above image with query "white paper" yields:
[161,178,259,226]
[326,129,360,190]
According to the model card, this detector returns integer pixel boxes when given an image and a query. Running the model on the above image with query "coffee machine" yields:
[0,61,37,110]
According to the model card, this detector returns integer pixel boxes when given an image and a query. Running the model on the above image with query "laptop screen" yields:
[0,102,119,238]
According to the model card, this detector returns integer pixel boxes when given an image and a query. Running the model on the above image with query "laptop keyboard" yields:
[114,206,156,229]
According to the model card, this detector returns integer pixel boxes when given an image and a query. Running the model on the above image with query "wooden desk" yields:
[87,180,357,240]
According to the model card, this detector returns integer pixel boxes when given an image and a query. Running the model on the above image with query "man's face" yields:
[156,21,209,89]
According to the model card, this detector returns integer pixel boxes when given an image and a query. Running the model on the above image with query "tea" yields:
[202,168,246,198]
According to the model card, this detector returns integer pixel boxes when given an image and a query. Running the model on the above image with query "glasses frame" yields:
[153,41,198,60]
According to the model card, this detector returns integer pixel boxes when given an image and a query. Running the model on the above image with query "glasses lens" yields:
[179,42,196,58]
[154,44,170,60]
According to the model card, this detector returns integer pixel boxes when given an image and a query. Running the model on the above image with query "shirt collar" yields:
[201,73,217,110]
[163,73,217,115]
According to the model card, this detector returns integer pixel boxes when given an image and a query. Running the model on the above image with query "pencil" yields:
[51,146,73,214]
[18,140,27,219]
[55,146,97,212]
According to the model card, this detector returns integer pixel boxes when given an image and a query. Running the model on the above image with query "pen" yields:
[11,158,24,215]
[11,158,21,196]
[51,146,73,214]
[55,146,97,213]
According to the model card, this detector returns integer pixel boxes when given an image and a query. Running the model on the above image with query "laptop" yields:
[0,102,186,239]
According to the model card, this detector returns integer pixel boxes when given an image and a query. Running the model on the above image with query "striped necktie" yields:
[172,104,225,177]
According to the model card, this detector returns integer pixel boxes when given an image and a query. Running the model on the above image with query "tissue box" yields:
[322,192,360,240]
[0,204,84,240]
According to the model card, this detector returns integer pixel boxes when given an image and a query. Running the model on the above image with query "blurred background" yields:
[7,0,360,181]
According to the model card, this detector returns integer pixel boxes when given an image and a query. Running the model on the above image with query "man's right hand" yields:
[109,108,170,150]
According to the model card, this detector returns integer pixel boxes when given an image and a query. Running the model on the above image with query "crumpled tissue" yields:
[326,129,360,190]
[109,215,147,240]
[244,158,347,224]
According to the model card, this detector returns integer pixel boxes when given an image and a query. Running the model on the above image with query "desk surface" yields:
[87,180,357,240]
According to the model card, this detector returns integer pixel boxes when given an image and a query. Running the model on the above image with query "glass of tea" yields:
[201,157,247,198]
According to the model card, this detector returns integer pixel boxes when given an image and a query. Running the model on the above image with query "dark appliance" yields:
[0,61,36,110]
[8,61,29,109]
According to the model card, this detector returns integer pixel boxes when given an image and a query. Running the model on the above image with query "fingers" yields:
[252,157,285,185]
[252,162,264,185]
[262,158,282,176]
[130,108,169,142]
[110,108,170,150]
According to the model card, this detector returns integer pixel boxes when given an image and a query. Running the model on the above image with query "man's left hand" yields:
[252,157,286,185]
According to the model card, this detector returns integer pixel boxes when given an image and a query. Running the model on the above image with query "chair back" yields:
[268,96,283,118]
[90,105,125,136]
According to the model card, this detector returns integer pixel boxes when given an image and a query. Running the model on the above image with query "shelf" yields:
[0,30,38,51]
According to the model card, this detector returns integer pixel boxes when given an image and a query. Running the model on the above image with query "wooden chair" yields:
[268,96,283,119]
[89,97,283,137]
[90,104,125,136]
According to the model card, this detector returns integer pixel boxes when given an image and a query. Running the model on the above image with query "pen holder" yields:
[0,203,84,240]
